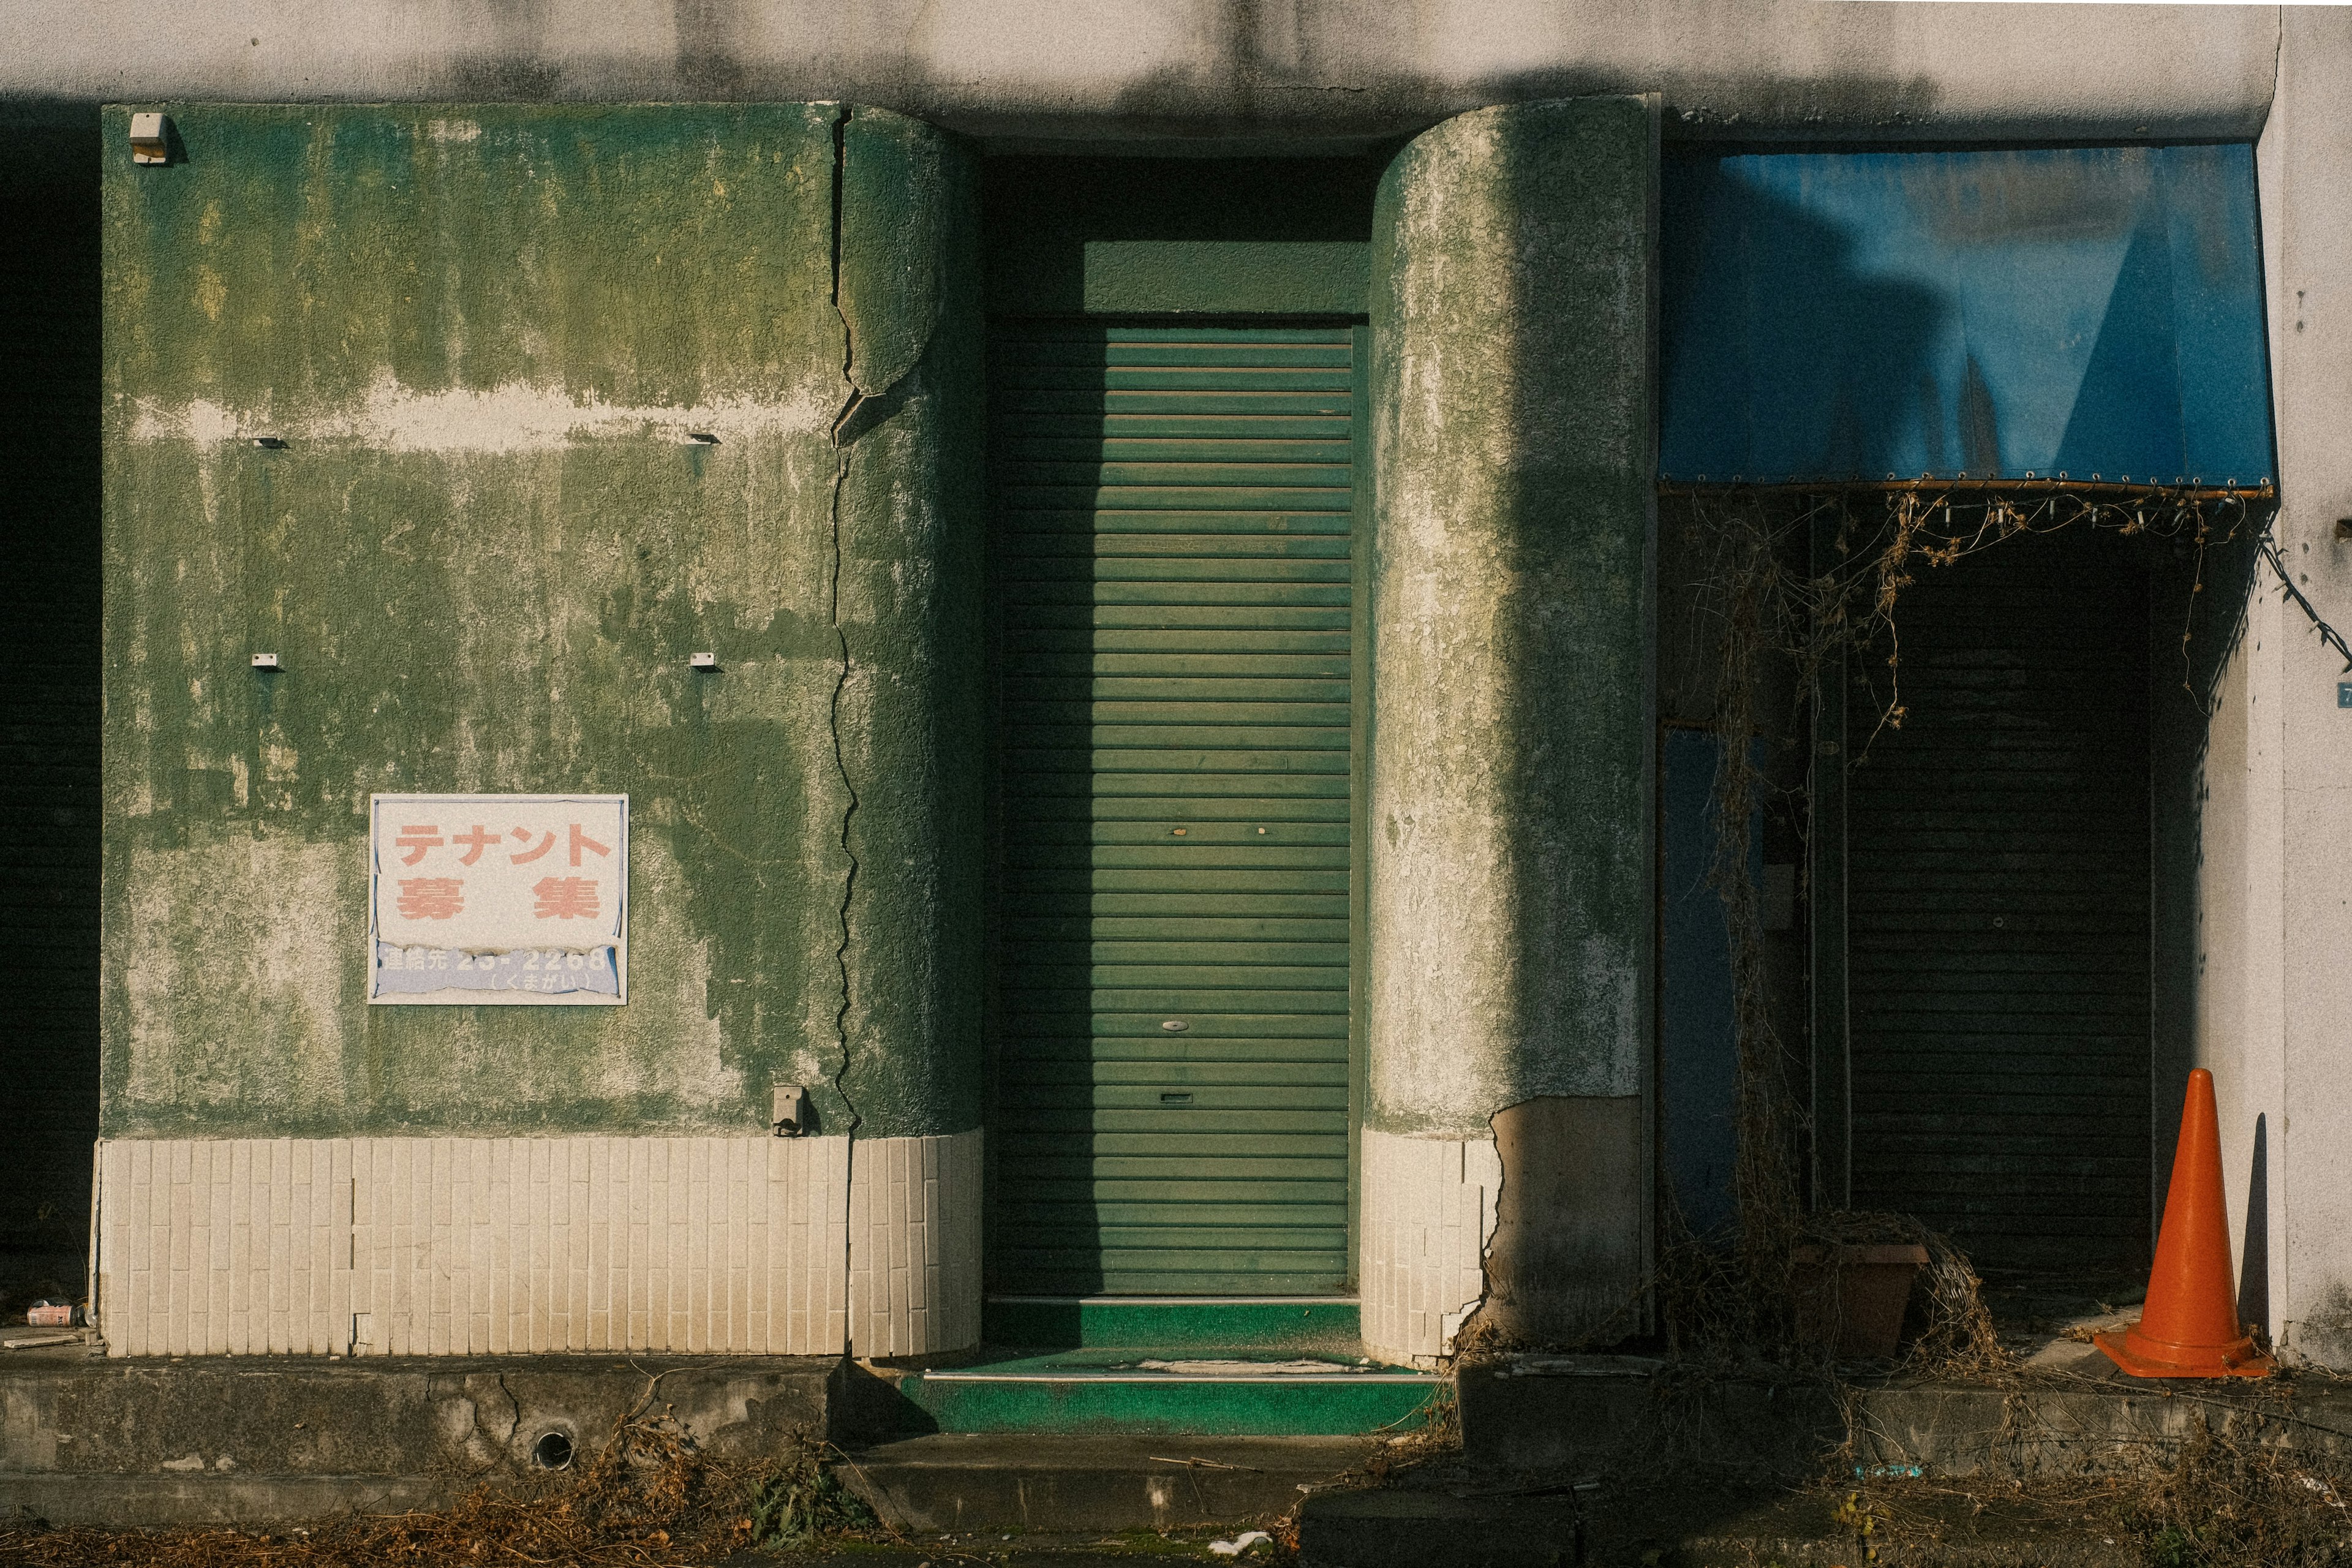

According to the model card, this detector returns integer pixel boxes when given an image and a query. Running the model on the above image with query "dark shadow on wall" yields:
[1658,151,1950,483]
[2147,514,2262,1259]
[981,154,1381,315]
[1078,21,1948,149]
[1659,728,1757,1240]
[2237,1111,2269,1335]
[0,104,102,1313]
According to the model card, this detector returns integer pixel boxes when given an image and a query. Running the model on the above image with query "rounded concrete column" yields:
[830,107,989,1355]
[1362,97,1658,1364]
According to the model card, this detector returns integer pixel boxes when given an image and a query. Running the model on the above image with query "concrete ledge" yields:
[0,1350,838,1525]
[849,1433,1378,1532]
[0,1472,455,1529]
[1460,1346,2352,1480]
[1851,1372,2352,1479]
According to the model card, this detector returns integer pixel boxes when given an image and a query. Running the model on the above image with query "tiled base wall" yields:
[1359,1128,1500,1366]
[847,1130,984,1357]
[93,1131,980,1359]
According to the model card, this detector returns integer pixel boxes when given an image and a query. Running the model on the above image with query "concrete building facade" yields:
[2,1,2347,1377]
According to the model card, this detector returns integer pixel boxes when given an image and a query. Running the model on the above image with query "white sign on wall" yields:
[367,794,628,1005]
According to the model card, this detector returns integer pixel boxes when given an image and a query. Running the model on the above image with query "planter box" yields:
[1792,1243,1929,1359]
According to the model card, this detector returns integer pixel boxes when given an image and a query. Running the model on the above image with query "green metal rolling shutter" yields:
[1845,527,2151,1275]
[989,324,1357,1295]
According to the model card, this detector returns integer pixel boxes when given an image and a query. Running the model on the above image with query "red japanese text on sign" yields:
[396,878,466,920]
[396,825,444,865]
[532,877,600,920]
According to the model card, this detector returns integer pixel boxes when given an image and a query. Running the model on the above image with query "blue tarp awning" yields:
[1659,144,2274,488]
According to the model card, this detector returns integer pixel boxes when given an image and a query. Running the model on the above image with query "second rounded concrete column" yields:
[1362,96,1658,1364]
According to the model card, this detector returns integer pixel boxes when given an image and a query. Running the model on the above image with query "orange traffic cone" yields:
[2095,1069,2273,1379]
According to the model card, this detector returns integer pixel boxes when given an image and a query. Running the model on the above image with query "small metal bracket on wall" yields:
[772,1085,810,1137]
[129,113,170,165]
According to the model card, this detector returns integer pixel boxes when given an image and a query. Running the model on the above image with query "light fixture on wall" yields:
[772,1085,809,1137]
[251,653,280,670]
[129,113,170,165]
[689,652,718,671]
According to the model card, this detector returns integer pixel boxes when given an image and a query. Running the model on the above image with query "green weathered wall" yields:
[101,103,983,1141]
[1364,97,1659,1136]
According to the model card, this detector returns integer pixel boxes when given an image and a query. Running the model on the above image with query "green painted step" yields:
[900,1301,1441,1437]
[985,1294,1360,1351]
[900,1349,1442,1437]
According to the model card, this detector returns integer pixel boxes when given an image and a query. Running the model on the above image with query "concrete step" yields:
[897,1349,1446,1436]
[0,1340,838,1527]
[1294,1473,2152,1568]
[849,1431,1378,1533]
[1297,1486,1586,1568]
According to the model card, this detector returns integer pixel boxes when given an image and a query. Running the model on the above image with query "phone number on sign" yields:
[372,944,620,996]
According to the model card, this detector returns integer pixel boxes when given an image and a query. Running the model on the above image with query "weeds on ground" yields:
[0,1404,883,1567]
[2111,1409,2352,1567]
[738,1436,880,1549]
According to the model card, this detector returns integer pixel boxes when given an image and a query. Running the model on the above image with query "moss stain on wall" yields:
[102,104,984,1140]
[1366,99,1657,1136]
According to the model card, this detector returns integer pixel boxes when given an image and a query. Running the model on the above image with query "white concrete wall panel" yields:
[0,1,2277,145]
[94,1132,981,1359]
[1360,1129,1501,1367]
[2256,10,2352,1371]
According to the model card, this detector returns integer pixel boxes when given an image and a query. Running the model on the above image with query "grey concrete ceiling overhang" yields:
[0,0,2282,146]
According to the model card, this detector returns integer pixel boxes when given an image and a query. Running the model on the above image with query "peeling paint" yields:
[1359,1128,1501,1365]
[124,376,829,453]
[1476,1095,1649,1347]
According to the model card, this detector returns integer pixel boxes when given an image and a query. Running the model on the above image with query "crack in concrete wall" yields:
[823,105,866,1356]
[825,104,865,1158]
[820,103,973,1351]
[820,102,946,1157]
